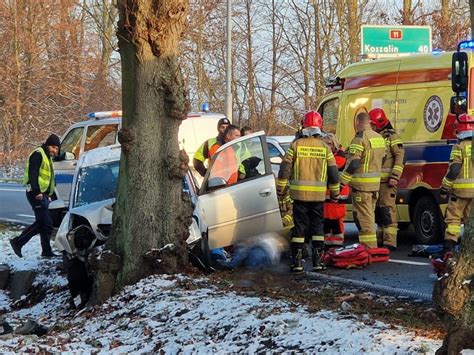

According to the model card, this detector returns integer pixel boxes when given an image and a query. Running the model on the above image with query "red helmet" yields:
[455,113,474,139]
[368,108,390,131]
[302,111,322,128]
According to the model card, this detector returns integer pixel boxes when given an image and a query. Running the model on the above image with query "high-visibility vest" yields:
[22,147,55,195]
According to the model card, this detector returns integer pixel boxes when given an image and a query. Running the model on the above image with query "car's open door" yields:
[199,131,283,249]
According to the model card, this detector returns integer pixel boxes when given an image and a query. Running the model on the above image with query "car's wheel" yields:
[62,252,93,306]
[188,230,214,273]
[412,196,444,244]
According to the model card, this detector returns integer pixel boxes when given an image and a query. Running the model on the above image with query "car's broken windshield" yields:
[75,161,120,207]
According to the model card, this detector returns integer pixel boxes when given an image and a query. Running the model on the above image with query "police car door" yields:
[199,131,282,249]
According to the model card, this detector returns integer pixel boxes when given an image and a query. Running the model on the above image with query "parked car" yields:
[53,131,282,307]
[266,136,294,176]
[53,110,226,209]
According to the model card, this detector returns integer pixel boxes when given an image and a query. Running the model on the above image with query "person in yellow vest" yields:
[9,134,60,258]
[368,108,405,251]
[340,112,385,249]
[193,118,230,177]
[277,111,340,272]
[439,113,474,257]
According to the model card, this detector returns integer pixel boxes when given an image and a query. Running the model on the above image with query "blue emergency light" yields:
[458,40,474,51]
[201,102,210,112]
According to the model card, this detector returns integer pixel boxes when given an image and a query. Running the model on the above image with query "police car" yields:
[54,109,227,208]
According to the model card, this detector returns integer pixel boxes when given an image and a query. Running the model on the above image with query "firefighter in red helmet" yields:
[277,111,340,272]
[368,108,405,250]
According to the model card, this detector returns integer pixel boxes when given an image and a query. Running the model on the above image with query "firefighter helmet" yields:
[302,111,322,128]
[368,108,390,131]
[455,113,474,139]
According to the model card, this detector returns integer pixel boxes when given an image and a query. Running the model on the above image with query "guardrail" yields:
[0,178,22,184]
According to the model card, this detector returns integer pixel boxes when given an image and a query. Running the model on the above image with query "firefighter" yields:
[277,111,340,272]
[340,112,385,249]
[9,134,61,258]
[439,113,474,256]
[193,117,230,177]
[368,108,404,251]
[322,133,349,248]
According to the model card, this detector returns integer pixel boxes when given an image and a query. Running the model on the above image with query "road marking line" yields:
[0,188,25,192]
[389,259,430,266]
[17,214,34,218]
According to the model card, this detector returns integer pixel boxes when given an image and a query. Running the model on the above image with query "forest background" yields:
[0,0,470,162]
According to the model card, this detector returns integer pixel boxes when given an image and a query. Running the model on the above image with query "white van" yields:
[54,110,226,207]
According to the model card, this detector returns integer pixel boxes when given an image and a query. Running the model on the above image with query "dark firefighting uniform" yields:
[340,127,385,248]
[442,138,474,243]
[375,128,404,248]
[277,135,340,271]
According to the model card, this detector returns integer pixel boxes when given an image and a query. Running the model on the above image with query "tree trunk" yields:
[92,0,192,302]
[433,142,474,354]
[402,0,413,25]
[244,0,257,130]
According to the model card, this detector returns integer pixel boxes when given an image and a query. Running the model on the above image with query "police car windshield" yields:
[280,143,291,152]
[74,161,120,208]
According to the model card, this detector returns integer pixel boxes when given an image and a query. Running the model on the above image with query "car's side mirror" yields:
[49,199,66,210]
[450,95,467,115]
[270,156,282,165]
[64,152,75,160]
[207,177,227,190]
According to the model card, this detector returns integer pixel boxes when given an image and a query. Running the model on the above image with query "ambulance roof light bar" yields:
[458,39,474,51]
[86,111,122,120]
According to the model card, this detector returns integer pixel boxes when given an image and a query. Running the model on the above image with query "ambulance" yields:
[53,109,226,208]
[316,47,472,244]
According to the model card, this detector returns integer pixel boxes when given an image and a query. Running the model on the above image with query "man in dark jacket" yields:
[10,134,61,258]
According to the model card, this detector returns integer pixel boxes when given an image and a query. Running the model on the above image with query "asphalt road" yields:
[0,182,437,302]
[0,182,34,225]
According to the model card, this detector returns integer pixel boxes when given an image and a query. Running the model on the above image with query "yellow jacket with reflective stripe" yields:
[380,128,404,183]
[442,139,474,198]
[22,147,55,195]
[341,128,385,192]
[278,136,339,202]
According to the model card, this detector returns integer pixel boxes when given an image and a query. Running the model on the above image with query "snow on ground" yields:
[0,228,442,354]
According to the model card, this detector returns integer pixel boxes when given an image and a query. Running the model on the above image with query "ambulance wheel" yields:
[413,196,443,244]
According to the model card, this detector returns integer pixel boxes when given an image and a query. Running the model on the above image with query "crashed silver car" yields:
[53,132,283,307]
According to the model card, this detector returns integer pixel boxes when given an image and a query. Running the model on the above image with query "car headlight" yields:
[186,218,202,246]
[54,213,72,252]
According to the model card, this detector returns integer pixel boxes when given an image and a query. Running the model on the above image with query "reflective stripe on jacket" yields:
[380,129,404,182]
[341,128,385,192]
[22,147,55,195]
[442,139,474,198]
[278,136,339,202]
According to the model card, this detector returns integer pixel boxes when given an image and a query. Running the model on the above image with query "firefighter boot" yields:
[290,245,303,273]
[312,246,325,271]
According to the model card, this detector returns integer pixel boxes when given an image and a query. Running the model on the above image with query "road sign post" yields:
[361,25,432,56]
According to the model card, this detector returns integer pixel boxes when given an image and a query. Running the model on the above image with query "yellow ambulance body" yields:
[316,52,472,244]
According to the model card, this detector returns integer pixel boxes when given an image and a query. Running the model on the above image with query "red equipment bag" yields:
[322,244,391,269]
[324,244,371,269]
[368,247,390,263]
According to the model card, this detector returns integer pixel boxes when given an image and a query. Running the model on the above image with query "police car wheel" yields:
[413,196,443,245]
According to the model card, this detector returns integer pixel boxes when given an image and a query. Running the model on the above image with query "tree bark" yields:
[433,142,474,354]
[402,0,413,25]
[92,0,192,302]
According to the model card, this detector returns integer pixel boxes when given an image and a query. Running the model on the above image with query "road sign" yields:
[361,25,432,56]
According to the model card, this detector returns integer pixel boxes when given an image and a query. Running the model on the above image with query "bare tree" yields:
[92,0,192,301]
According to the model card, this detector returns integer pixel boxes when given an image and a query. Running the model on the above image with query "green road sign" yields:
[361,25,432,55]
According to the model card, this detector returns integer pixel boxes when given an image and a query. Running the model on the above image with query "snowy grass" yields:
[0,228,442,353]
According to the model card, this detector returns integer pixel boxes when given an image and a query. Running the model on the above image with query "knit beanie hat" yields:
[44,134,61,147]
